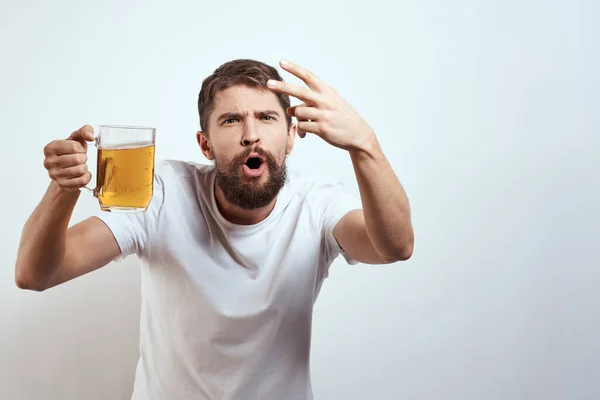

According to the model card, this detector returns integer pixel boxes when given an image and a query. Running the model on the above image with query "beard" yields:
[213,146,288,210]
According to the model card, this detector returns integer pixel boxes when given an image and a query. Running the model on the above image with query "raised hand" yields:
[267,60,376,152]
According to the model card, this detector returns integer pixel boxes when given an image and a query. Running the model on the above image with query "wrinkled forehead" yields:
[213,85,283,114]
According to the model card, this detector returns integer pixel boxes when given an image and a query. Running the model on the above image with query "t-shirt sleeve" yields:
[314,180,363,265]
[92,168,165,262]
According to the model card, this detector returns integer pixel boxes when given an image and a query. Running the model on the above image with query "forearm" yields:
[349,135,414,260]
[15,181,80,290]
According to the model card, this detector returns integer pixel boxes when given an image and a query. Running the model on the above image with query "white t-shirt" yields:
[94,159,361,400]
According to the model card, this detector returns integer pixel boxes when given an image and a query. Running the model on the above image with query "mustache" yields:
[231,146,275,166]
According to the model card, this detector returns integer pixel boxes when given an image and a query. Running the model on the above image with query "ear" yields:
[285,123,296,155]
[197,130,213,160]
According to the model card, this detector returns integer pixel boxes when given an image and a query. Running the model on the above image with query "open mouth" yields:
[242,154,266,177]
[245,157,263,170]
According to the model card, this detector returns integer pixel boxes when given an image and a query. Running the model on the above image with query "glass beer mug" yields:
[81,125,156,213]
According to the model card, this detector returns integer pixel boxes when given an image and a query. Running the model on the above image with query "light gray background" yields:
[1,0,598,399]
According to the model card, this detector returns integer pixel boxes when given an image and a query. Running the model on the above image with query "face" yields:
[197,85,296,210]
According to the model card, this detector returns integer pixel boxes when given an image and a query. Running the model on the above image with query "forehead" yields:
[213,85,283,113]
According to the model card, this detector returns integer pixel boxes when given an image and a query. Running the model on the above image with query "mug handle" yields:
[79,136,99,197]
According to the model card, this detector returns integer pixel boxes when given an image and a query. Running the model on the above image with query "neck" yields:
[214,180,277,225]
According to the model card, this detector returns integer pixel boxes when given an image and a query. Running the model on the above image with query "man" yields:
[15,59,414,399]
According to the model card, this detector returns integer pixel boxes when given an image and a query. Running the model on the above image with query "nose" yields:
[241,120,261,147]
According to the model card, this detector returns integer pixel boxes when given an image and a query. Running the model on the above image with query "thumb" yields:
[68,125,95,142]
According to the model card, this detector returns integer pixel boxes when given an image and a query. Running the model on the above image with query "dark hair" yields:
[197,59,291,136]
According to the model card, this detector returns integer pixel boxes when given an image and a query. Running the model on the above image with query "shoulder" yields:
[153,159,214,188]
[150,160,216,210]
[289,171,350,204]
[155,159,213,178]
[285,170,360,217]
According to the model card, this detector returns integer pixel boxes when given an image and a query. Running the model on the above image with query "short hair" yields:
[197,59,291,136]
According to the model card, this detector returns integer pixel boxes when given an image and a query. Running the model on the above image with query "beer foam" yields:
[101,141,154,150]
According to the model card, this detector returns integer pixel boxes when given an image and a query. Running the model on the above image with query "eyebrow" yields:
[256,110,281,118]
[217,110,281,122]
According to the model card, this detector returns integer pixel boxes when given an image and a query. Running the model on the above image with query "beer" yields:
[96,143,155,212]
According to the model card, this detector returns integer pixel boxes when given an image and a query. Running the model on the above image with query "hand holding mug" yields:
[43,124,156,213]
[43,125,95,191]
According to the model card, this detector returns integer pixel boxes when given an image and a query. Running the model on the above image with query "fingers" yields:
[68,125,95,143]
[278,60,327,92]
[288,105,321,121]
[267,80,321,105]
[44,139,87,156]
[60,172,93,189]
[289,104,323,139]
[287,103,307,116]
[47,161,91,189]
[45,155,89,183]
[44,153,88,169]
[48,164,89,180]
[297,121,322,138]
[296,122,307,139]
[43,125,94,190]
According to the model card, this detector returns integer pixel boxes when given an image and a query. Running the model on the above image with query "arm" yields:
[15,125,121,291]
[15,182,120,291]
[333,137,414,264]
[267,60,414,264]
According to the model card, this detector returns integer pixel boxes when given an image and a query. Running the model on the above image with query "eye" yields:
[262,115,275,121]
[223,118,238,125]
